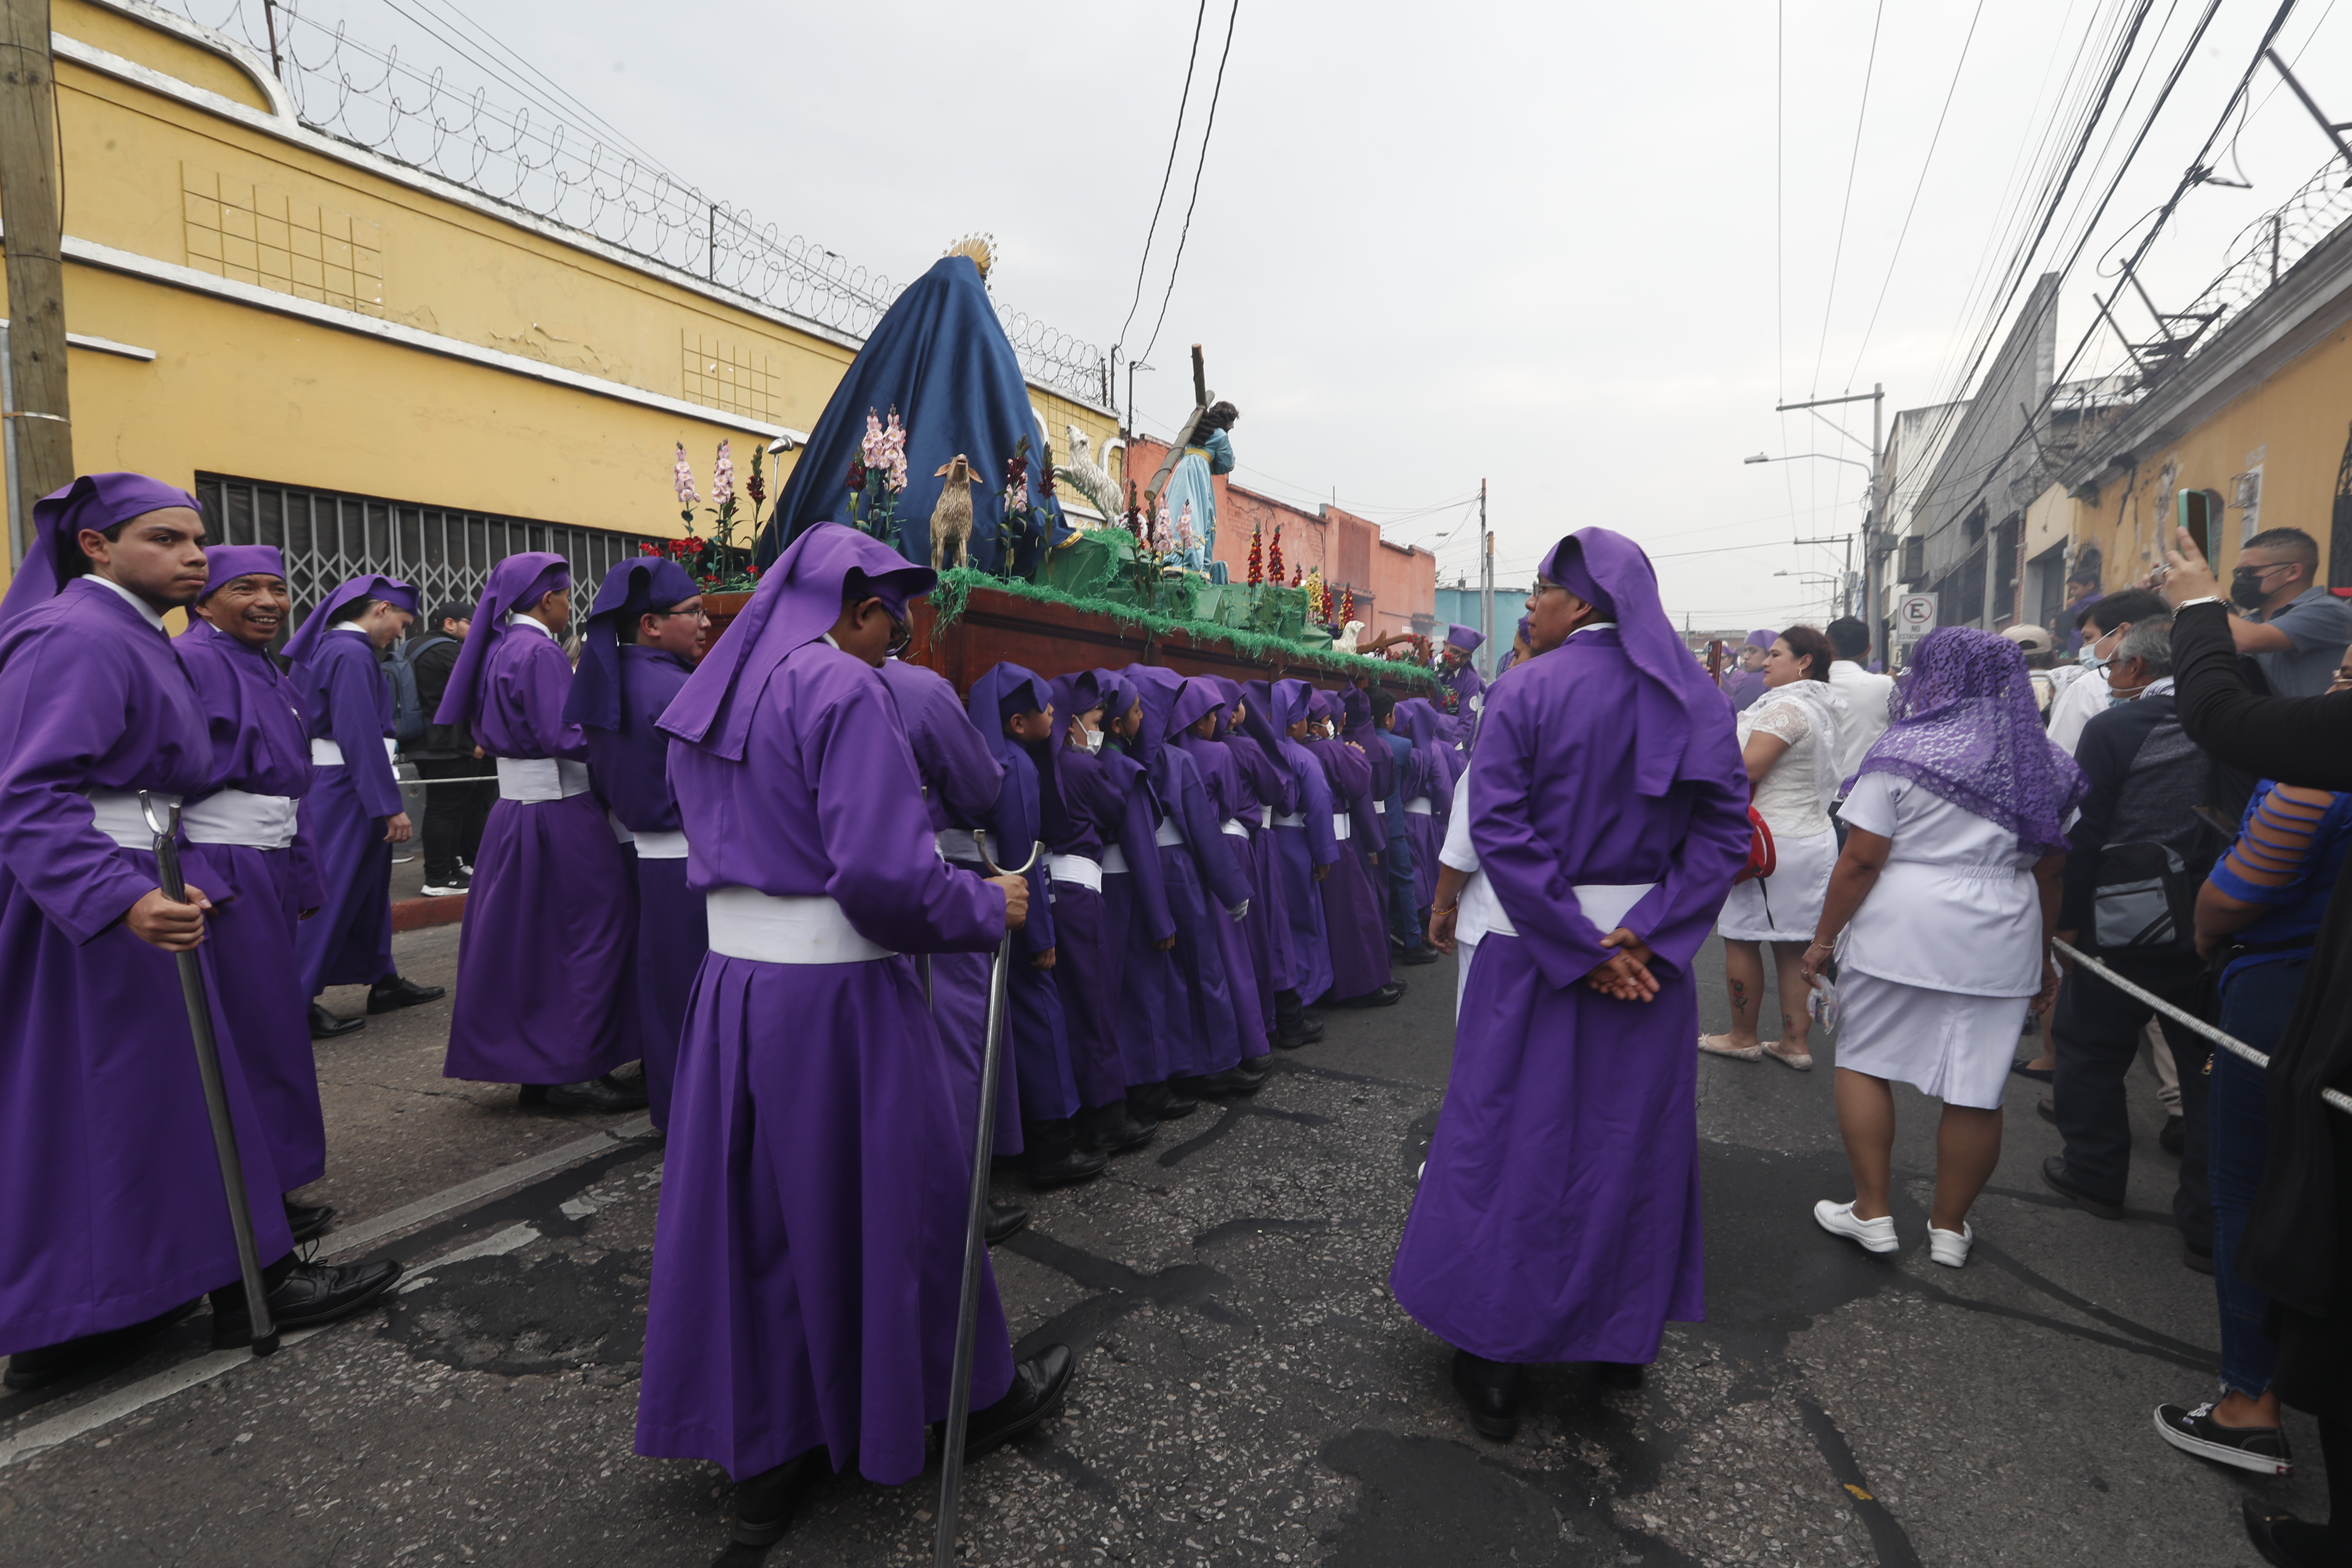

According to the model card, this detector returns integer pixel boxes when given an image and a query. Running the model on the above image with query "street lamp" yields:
[1744,451,1873,475]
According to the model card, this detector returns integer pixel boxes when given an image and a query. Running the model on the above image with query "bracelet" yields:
[1433,901,1458,915]
[1807,939,1835,951]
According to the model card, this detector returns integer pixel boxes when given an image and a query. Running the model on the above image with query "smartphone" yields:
[2178,487,2224,560]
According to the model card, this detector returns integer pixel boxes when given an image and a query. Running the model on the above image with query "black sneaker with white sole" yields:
[2153,1401,2293,1476]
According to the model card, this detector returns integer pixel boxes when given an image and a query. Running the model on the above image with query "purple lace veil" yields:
[1856,625,2087,856]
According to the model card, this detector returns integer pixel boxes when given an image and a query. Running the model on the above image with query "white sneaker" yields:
[1928,1223,1973,1268]
[1813,1200,1898,1254]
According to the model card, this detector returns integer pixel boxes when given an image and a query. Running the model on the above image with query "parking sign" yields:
[1896,593,1938,639]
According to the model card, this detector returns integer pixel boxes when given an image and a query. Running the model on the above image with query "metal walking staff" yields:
[933,829,1039,1568]
[140,791,278,1357]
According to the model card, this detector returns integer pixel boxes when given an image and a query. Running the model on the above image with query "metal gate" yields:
[193,473,667,636]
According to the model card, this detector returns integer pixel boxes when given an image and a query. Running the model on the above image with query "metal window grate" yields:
[193,474,667,637]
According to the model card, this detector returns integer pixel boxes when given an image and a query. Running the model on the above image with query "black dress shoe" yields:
[1337,981,1407,1008]
[1023,1118,1109,1188]
[1078,1101,1156,1155]
[4,1300,198,1390]
[1396,943,1440,966]
[729,1448,830,1548]
[366,974,446,1014]
[1595,1360,1645,1390]
[209,1258,403,1348]
[1235,1054,1272,1084]
[1450,1349,1520,1441]
[522,1075,650,1114]
[965,1343,1075,1458]
[308,1002,364,1040]
[284,1199,336,1244]
[1178,1066,1265,1099]
[2242,1497,2331,1568]
[2040,1155,2124,1220]
[985,1202,1030,1246]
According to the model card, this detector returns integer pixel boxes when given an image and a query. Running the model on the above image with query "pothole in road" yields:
[380,1250,649,1375]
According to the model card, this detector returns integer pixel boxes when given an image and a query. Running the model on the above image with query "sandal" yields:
[2009,1058,2054,1081]
[1698,1033,1764,1062]
[1763,1044,1813,1072]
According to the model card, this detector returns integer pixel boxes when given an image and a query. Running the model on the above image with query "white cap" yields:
[2001,623,2052,655]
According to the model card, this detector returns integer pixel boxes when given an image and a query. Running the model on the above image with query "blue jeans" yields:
[2211,958,2302,1399]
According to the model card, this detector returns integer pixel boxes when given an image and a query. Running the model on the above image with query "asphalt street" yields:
[0,913,2328,1567]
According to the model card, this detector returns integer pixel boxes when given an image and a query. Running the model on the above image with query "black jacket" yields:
[407,633,469,758]
[2058,690,2207,932]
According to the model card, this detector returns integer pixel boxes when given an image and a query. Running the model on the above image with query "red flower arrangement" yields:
[1247,520,1263,588]
[1268,524,1284,584]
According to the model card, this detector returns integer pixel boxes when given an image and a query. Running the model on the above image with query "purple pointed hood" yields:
[0,472,203,630]
[566,557,700,732]
[1539,526,1723,797]
[429,552,566,730]
[196,544,285,599]
[282,572,420,666]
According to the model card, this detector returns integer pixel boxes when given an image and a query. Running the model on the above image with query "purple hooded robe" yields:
[0,476,295,1355]
[1246,679,1336,1006]
[285,573,414,999]
[1204,675,1294,1029]
[438,552,639,1086]
[178,545,329,1191]
[1395,699,1455,913]
[567,557,706,1129]
[1096,671,1186,1090]
[634,524,1014,1485]
[878,655,1020,1156]
[1303,693,1394,1002]
[1169,676,1269,1062]
[1390,528,1752,1365]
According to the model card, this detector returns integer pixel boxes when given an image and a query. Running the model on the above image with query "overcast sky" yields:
[234,0,2348,631]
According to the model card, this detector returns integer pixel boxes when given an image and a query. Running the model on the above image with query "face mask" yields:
[1084,729,1105,754]
[2230,567,2276,611]
[2077,643,2103,670]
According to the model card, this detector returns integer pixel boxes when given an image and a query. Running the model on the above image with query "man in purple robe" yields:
[1244,679,1338,1011]
[0,475,399,1388]
[180,545,335,1241]
[1442,623,1486,714]
[1208,677,1320,1048]
[1095,671,1200,1122]
[436,551,644,1112]
[878,653,1031,1242]
[565,557,707,1130]
[285,572,444,1037]
[1721,628,1776,713]
[1393,527,1752,1441]
[635,523,1074,1554]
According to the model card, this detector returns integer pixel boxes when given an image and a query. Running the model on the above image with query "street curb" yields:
[391,892,466,931]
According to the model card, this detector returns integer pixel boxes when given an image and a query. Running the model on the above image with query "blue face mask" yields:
[2077,642,2104,670]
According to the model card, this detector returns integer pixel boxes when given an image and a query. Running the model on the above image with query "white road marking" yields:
[321,1115,652,1259]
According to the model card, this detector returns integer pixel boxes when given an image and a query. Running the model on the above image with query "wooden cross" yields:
[1142,343,1212,511]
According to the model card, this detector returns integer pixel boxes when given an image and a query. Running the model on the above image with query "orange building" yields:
[1124,436,1437,641]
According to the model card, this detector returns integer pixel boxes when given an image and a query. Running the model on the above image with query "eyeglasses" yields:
[886,616,913,657]
[649,606,713,625]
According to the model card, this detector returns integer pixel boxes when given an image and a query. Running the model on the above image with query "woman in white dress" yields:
[1702,625,1846,1070]
[1801,626,2085,1268]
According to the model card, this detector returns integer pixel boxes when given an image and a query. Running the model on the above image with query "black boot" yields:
[308,1002,364,1040]
[727,1448,829,1549]
[284,1197,336,1244]
[1130,1081,1198,1122]
[4,1300,198,1391]
[1176,1066,1265,1099]
[208,1254,403,1349]
[965,1344,1075,1458]
[1274,989,1325,1048]
[984,1202,1030,1245]
[520,1074,650,1114]
[365,974,446,1014]
[1023,1119,1108,1188]
[1078,1100,1155,1155]
[1594,1360,1645,1390]
[1451,1349,1521,1440]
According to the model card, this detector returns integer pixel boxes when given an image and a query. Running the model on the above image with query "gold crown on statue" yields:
[944,233,996,281]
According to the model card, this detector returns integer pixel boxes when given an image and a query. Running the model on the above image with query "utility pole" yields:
[1775,384,1886,661]
[1478,478,1493,680]
[0,0,72,569]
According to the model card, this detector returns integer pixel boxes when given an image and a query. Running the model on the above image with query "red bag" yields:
[1733,805,1776,885]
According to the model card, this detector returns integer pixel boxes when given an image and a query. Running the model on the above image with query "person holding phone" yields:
[2216,527,2352,698]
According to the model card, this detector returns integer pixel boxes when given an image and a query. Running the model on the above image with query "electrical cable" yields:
[1807,0,1886,397]
[1112,0,1209,359]
[1135,0,1241,372]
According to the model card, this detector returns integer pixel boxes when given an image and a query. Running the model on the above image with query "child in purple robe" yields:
[1395,698,1455,916]
[1365,688,1440,967]
[179,544,335,1236]
[1394,527,1752,1442]
[636,523,1073,1553]
[1304,690,1402,1008]
[566,557,707,1130]
[1245,679,1338,1009]
[435,551,644,1112]
[1208,677,1319,1047]
[0,475,399,1387]
[965,662,1097,1186]
[284,571,443,1036]
[1094,671,1199,1121]
[1168,675,1272,1068]
[1044,670,1171,1153]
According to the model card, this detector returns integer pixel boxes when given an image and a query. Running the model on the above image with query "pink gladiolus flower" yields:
[1010,479,1029,514]
[712,440,736,509]
[673,443,699,507]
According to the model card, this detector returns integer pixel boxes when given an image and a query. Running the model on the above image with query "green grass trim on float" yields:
[928,568,1440,687]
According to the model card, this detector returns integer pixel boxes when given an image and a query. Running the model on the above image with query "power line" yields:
[1136,0,1241,371]
[1112,0,1210,358]
[1807,0,1886,397]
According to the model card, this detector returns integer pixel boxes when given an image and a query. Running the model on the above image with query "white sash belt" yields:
[309,738,344,767]
[1272,811,1306,828]
[1332,813,1354,842]
[632,829,690,860]
[497,757,590,803]
[1101,844,1130,875]
[1220,818,1249,839]
[1050,854,1104,893]
[1155,818,1185,848]
[1406,797,1434,816]
[1373,799,1387,815]
[609,811,635,845]
[705,888,894,964]
[936,828,982,865]
[85,790,180,849]
[181,790,299,850]
[1476,881,1659,940]
[1259,805,1273,830]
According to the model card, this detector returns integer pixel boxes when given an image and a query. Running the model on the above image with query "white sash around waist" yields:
[1220,818,1248,839]
[1101,844,1130,875]
[936,827,981,865]
[85,790,180,849]
[1372,799,1387,815]
[1272,811,1306,828]
[1472,880,1660,940]
[497,756,590,803]
[1155,818,1185,847]
[632,829,689,860]
[609,811,635,845]
[1050,854,1104,893]
[309,737,344,767]
[1405,797,1434,816]
[1259,804,1273,830]
[1332,813,1354,842]
[705,887,894,964]
[181,789,299,850]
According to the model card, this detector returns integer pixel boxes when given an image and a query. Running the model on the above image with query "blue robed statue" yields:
[1158,402,1238,580]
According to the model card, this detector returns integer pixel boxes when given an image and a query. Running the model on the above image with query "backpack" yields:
[383,639,427,745]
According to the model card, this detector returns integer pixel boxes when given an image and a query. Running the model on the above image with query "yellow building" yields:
[0,0,1121,616]
[2058,187,2352,597]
